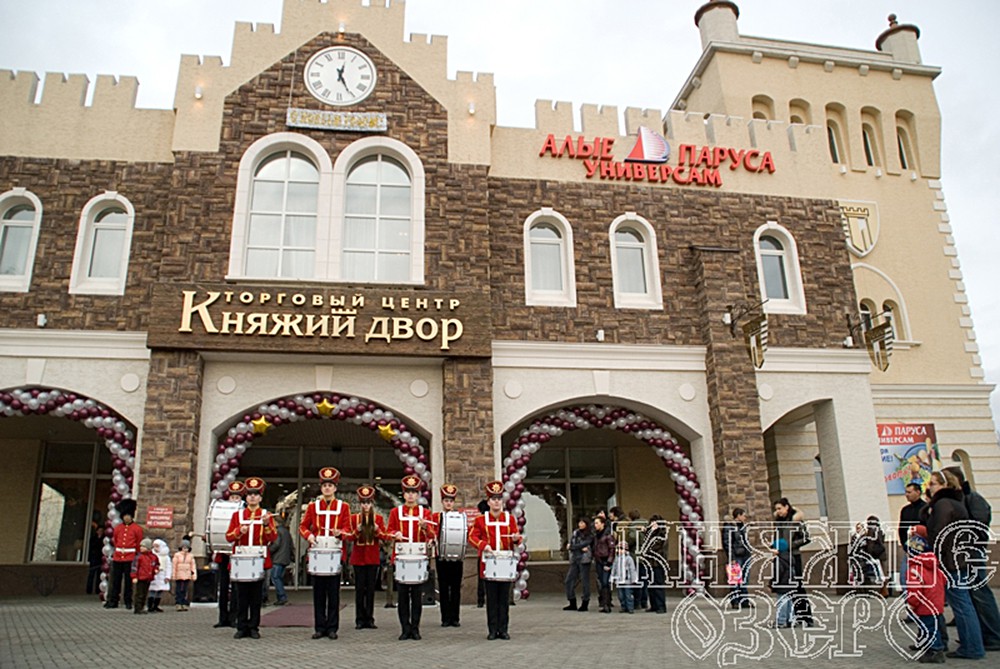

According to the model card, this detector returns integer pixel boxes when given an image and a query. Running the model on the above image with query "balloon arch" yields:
[210,392,433,504]
[502,404,706,599]
[0,386,137,599]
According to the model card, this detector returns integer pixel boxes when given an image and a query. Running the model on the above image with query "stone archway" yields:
[209,392,433,503]
[501,403,705,598]
[0,386,137,599]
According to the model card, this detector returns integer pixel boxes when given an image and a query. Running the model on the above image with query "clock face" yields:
[303,46,377,107]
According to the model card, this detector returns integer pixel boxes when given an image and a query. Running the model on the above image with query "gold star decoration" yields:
[251,416,272,435]
[377,424,397,441]
[315,398,336,416]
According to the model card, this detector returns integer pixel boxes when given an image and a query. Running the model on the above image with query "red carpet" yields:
[259,602,346,627]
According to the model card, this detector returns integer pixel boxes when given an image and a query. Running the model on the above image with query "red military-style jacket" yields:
[226,507,278,569]
[386,504,437,563]
[299,497,353,542]
[112,521,144,563]
[468,511,520,578]
[345,511,389,566]
[130,550,159,582]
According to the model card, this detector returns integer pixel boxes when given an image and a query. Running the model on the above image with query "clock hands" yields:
[336,65,352,95]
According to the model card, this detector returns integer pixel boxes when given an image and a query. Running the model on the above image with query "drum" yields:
[230,554,265,582]
[395,542,427,557]
[395,542,429,584]
[438,511,467,561]
[483,550,518,582]
[205,499,243,554]
[307,548,343,576]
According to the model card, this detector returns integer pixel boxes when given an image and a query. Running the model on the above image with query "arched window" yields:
[862,123,880,167]
[523,208,576,307]
[882,300,900,338]
[609,212,662,309]
[859,300,876,330]
[343,154,412,282]
[245,150,319,278]
[826,122,842,164]
[754,221,806,315]
[0,188,42,293]
[69,192,135,295]
[896,126,912,170]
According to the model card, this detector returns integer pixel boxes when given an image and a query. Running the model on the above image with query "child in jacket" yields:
[906,526,946,664]
[172,539,197,611]
[131,538,159,615]
[611,541,638,613]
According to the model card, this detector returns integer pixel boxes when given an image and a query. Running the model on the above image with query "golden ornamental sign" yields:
[741,314,769,369]
[839,200,880,258]
[864,321,895,372]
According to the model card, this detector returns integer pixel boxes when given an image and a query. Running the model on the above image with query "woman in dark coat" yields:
[563,517,595,611]
[773,498,812,626]
[592,516,616,613]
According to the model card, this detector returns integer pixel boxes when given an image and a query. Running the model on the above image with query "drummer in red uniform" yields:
[299,467,352,640]
[387,475,438,640]
[105,498,142,609]
[468,480,522,641]
[225,477,277,639]
[213,480,244,629]
[345,484,389,630]
[434,483,464,628]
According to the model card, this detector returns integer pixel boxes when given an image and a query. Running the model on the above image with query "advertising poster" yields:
[878,423,941,495]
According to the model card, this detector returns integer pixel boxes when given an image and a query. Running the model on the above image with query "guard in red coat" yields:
[387,475,438,640]
[104,498,143,609]
[468,480,522,641]
[299,467,352,640]
[434,483,464,628]
[225,477,277,639]
[213,480,244,629]
[345,484,389,630]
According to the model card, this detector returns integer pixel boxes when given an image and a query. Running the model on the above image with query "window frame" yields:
[608,212,663,310]
[69,191,135,296]
[753,221,806,315]
[0,188,43,293]
[523,208,576,307]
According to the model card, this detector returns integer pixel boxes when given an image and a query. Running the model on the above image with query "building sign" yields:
[839,200,880,257]
[286,108,387,132]
[146,505,174,529]
[147,283,491,357]
[878,423,941,495]
[538,125,775,188]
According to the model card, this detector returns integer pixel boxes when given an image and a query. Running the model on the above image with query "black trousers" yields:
[108,560,133,607]
[312,574,341,634]
[354,565,378,627]
[648,564,667,612]
[397,582,423,634]
[235,579,263,633]
[436,558,463,625]
[217,555,237,625]
[484,580,511,635]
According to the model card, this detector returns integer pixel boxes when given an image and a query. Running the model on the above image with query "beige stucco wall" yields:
[0,439,40,563]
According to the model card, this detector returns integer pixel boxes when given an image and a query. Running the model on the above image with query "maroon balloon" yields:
[506,499,516,510]
[515,483,525,493]
[404,466,414,476]
[235,433,246,444]
[510,489,521,501]
[520,589,530,600]
[220,464,230,475]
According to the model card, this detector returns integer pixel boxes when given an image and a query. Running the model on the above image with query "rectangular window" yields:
[762,255,789,300]
[88,228,126,278]
[0,224,31,275]
[530,242,563,291]
[616,246,647,294]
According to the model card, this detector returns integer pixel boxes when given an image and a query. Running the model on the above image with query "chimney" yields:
[694,1,740,50]
[875,14,922,64]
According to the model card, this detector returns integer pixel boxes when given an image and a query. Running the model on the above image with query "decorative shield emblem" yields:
[865,321,894,372]
[742,314,768,369]
[839,201,880,257]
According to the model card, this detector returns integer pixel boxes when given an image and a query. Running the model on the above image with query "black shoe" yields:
[356,624,364,630]
[563,599,578,611]
[399,632,410,641]
[133,610,142,615]
[410,630,421,640]
[385,603,396,609]
[984,645,1000,652]
[441,621,449,627]
[945,651,982,659]
[499,632,511,640]
[918,650,946,664]
[477,603,484,608]
[312,632,326,639]
[213,622,228,628]
[451,621,461,627]
[233,631,248,639]
[103,602,117,609]
[328,632,338,640]
[487,632,498,640]
[249,630,260,639]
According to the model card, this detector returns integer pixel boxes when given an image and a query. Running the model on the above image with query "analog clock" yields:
[303,46,377,107]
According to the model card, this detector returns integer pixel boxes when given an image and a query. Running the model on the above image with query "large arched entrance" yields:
[0,386,137,598]
[206,391,431,588]
[500,403,705,598]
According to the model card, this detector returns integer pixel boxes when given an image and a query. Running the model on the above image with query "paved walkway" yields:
[1,590,993,668]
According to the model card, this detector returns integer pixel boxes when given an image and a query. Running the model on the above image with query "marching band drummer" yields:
[225,477,277,640]
[299,467,352,640]
[213,480,244,629]
[387,475,438,640]
[345,484,390,630]
[434,483,464,628]
[468,480,523,641]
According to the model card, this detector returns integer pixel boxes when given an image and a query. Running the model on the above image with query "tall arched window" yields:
[896,126,912,170]
[862,123,880,167]
[609,212,662,309]
[245,150,319,278]
[754,221,806,315]
[0,188,42,293]
[826,122,842,164]
[523,208,576,307]
[343,154,412,282]
[69,192,135,295]
[859,300,875,330]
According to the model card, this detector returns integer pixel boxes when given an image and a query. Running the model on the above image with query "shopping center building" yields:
[1,0,996,594]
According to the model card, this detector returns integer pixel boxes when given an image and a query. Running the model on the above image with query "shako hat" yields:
[244,477,266,494]
[319,467,341,484]
[484,480,504,497]
[357,485,376,501]
[440,483,458,500]
[227,480,246,496]
[401,475,422,492]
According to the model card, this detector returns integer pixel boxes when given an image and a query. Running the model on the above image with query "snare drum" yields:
[230,553,265,582]
[438,511,467,561]
[307,548,343,576]
[394,542,429,584]
[483,550,518,582]
[205,499,243,554]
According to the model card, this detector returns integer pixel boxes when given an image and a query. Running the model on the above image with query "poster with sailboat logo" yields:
[878,423,941,495]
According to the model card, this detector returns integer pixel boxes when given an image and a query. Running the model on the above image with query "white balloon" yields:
[503,481,515,492]
[513,589,522,600]
[362,412,373,423]
[228,428,238,438]
[235,443,246,455]
[419,471,431,482]
[413,463,426,474]
[225,447,237,459]
[406,456,418,467]
[509,472,522,484]
[116,483,129,495]
[417,496,428,505]
[211,489,222,499]
[520,568,530,580]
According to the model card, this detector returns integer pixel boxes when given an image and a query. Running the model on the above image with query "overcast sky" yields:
[2,0,998,425]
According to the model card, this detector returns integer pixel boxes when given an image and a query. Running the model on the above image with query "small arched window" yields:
[862,123,880,167]
[70,192,135,295]
[859,300,875,330]
[882,300,900,338]
[826,122,842,164]
[896,126,912,170]
[0,188,42,293]
[523,208,576,307]
[609,213,662,310]
[754,222,806,315]
[343,154,412,282]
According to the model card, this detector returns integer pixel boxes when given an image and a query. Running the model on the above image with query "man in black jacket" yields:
[898,483,926,598]
[723,508,750,609]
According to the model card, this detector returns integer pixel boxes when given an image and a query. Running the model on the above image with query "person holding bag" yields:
[563,517,594,611]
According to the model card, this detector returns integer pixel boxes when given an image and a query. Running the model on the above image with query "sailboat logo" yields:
[625,126,670,164]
